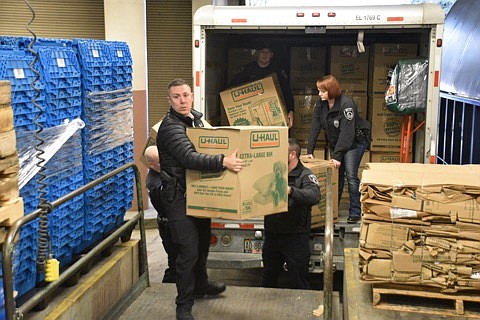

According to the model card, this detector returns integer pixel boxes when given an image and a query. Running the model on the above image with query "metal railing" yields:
[2,162,149,320]
[323,167,334,320]
[437,92,480,164]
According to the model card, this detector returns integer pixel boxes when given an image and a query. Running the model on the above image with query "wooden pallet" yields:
[373,283,480,318]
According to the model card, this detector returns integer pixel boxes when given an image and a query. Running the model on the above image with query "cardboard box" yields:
[300,148,326,161]
[220,76,289,127]
[370,152,401,163]
[330,45,369,93]
[0,152,19,173]
[372,43,418,94]
[0,197,24,226]
[424,199,480,223]
[186,126,288,219]
[150,121,161,141]
[0,80,11,105]
[0,130,16,158]
[301,159,339,228]
[291,95,325,148]
[290,47,326,92]
[365,259,392,279]
[370,96,403,151]
[0,172,19,202]
[351,94,368,119]
[360,222,411,250]
[0,106,14,132]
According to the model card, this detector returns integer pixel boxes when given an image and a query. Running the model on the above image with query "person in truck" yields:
[229,43,295,128]
[306,75,371,224]
[156,78,244,320]
[262,138,320,289]
[144,145,177,284]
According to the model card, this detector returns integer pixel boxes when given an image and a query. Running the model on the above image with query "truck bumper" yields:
[207,252,263,269]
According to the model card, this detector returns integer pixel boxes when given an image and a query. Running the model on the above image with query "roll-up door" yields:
[146,1,192,128]
[0,1,105,39]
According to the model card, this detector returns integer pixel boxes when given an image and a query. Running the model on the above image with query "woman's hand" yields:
[332,159,341,168]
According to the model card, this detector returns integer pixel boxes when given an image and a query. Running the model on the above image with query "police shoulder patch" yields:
[344,107,354,121]
[308,174,319,186]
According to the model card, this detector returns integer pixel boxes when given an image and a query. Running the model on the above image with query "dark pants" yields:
[336,141,367,219]
[157,217,177,283]
[262,232,311,289]
[162,194,211,311]
[150,186,178,283]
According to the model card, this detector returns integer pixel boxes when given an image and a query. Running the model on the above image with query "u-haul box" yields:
[186,126,288,219]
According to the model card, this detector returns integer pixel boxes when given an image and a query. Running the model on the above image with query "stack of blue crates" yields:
[73,39,134,252]
[0,37,135,298]
[44,132,84,266]
[0,37,42,298]
[35,39,82,128]
[34,39,84,266]
[0,48,46,132]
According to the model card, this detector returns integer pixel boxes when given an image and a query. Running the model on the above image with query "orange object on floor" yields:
[399,113,425,163]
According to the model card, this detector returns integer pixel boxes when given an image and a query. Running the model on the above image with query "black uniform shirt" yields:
[308,93,360,161]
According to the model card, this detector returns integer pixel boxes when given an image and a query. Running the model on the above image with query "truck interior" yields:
[203,27,433,127]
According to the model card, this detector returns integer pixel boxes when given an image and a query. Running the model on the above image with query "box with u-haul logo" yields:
[220,75,288,127]
[186,126,288,219]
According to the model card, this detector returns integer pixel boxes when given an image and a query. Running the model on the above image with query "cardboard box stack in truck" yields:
[193,3,445,272]
[359,163,480,291]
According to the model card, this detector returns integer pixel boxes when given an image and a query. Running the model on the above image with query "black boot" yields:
[176,307,194,320]
[194,280,226,298]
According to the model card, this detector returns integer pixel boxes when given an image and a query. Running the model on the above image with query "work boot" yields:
[347,216,361,224]
[194,280,226,298]
[176,307,194,320]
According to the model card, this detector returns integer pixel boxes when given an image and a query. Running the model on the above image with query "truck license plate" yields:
[244,239,263,253]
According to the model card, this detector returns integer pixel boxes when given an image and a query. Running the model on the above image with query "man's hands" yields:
[223,149,244,172]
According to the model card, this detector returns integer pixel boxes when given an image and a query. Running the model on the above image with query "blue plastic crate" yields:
[31,37,72,48]
[73,39,112,68]
[38,47,80,81]
[14,269,36,298]
[107,41,132,67]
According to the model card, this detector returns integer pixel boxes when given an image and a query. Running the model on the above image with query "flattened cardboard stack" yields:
[359,163,480,292]
[0,81,24,241]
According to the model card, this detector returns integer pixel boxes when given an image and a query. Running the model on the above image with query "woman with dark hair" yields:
[305,75,371,224]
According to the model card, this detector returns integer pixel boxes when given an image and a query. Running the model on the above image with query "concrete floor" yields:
[123,207,341,319]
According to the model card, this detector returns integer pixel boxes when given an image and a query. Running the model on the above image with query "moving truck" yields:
[192,3,444,272]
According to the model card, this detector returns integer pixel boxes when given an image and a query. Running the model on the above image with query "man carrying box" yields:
[156,79,244,320]
[229,43,295,128]
[262,138,320,289]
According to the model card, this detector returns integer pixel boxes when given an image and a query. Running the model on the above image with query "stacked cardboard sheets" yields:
[0,80,24,241]
[359,163,480,292]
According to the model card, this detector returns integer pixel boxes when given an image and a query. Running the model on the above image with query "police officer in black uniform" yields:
[156,79,244,320]
[306,75,370,224]
[262,138,320,289]
[229,43,295,128]
[144,145,177,283]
